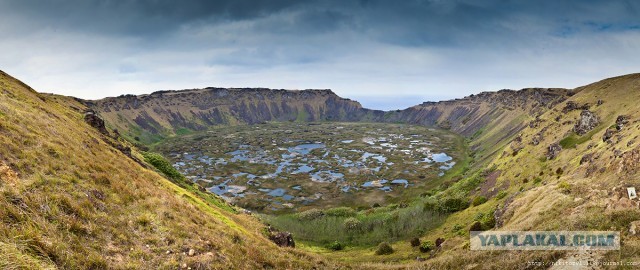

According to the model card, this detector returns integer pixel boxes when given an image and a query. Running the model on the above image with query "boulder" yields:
[547,143,562,160]
[616,115,629,131]
[84,110,109,135]
[580,153,594,165]
[269,231,295,248]
[603,129,615,143]
[435,238,445,248]
[562,101,579,113]
[574,110,599,136]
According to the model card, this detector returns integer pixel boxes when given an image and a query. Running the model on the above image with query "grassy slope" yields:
[0,71,333,269]
[301,74,640,268]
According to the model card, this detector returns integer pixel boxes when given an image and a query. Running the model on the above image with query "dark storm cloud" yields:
[0,0,639,109]
[2,0,639,46]
[0,0,303,35]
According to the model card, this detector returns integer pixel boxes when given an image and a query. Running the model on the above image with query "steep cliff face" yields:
[86,88,384,144]
[385,88,572,164]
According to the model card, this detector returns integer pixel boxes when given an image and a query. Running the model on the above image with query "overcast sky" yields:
[0,0,638,110]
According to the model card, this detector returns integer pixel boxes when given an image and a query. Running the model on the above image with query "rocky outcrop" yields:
[616,115,629,130]
[574,110,599,135]
[390,88,570,137]
[547,143,562,160]
[84,109,108,135]
[86,88,385,142]
[617,148,640,175]
[265,227,296,248]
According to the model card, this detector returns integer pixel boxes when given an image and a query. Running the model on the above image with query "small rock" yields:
[188,248,196,256]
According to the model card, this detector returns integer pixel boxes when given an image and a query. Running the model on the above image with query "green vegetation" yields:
[328,241,344,251]
[264,204,445,246]
[496,190,508,200]
[0,71,330,269]
[375,242,394,255]
[419,241,434,253]
[142,152,235,213]
[558,181,571,194]
[410,237,421,247]
[142,152,183,180]
[471,196,487,206]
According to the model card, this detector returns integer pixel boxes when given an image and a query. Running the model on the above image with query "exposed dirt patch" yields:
[479,170,506,198]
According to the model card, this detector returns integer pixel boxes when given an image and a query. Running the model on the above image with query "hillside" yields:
[87,86,571,168]
[385,88,572,166]
[86,88,384,144]
[4,68,640,269]
[398,73,640,268]
[0,70,332,269]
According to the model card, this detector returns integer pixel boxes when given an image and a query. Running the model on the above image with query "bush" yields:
[324,207,356,217]
[559,181,571,194]
[471,196,487,206]
[297,209,324,220]
[438,197,469,213]
[343,217,362,231]
[410,237,421,247]
[375,242,394,255]
[142,152,183,180]
[533,177,542,184]
[419,241,434,253]
[472,211,496,230]
[328,240,344,251]
[496,190,508,200]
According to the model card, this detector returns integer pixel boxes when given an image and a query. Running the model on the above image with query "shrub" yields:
[375,242,394,255]
[469,221,483,232]
[410,237,421,247]
[328,240,344,251]
[419,241,434,253]
[533,177,542,184]
[343,217,362,231]
[471,196,487,206]
[496,190,508,200]
[438,197,469,213]
[297,209,324,220]
[481,212,496,230]
[473,211,496,230]
[142,152,183,180]
[559,181,571,194]
[324,207,356,217]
